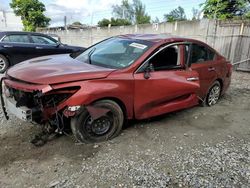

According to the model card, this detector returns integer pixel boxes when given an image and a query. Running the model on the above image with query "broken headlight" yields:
[42,86,80,108]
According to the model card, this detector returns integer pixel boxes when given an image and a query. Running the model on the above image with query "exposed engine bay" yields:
[0,77,79,146]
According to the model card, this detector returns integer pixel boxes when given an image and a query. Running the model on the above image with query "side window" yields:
[148,45,181,71]
[190,44,215,64]
[2,34,30,43]
[190,44,207,63]
[207,49,215,61]
[31,35,57,45]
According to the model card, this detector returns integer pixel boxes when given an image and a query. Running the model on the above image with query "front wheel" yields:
[206,81,221,106]
[0,55,9,73]
[71,100,124,143]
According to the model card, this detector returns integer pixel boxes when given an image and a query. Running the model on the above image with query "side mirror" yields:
[56,42,61,48]
[144,63,154,79]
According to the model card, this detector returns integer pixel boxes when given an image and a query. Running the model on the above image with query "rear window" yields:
[2,34,30,43]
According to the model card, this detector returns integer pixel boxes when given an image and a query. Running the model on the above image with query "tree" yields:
[192,8,200,20]
[133,0,151,24]
[10,0,50,31]
[112,0,151,24]
[112,0,134,22]
[164,6,187,22]
[98,18,132,27]
[201,0,250,20]
[152,17,160,23]
[98,19,110,27]
[72,21,83,26]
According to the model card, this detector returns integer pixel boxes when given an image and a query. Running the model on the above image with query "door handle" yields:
[187,77,199,81]
[35,46,43,49]
[3,45,13,48]
[208,67,215,71]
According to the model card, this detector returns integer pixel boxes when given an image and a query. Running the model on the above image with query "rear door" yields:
[134,43,200,120]
[0,34,37,64]
[188,43,218,97]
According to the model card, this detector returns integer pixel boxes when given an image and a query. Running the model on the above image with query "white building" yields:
[0,10,23,31]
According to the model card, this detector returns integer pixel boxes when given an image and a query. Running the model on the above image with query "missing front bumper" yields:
[4,96,32,121]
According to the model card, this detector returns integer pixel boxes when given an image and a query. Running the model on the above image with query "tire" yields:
[205,81,221,106]
[0,54,9,73]
[71,100,124,143]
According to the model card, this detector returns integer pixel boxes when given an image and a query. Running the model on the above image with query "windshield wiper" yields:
[88,47,96,64]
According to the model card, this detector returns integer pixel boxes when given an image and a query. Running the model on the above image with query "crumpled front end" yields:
[1,76,79,128]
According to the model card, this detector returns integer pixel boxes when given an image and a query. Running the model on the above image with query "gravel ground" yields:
[0,71,250,188]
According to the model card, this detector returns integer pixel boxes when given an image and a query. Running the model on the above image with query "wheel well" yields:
[91,97,127,118]
[216,78,223,91]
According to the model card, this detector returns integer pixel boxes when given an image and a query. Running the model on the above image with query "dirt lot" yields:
[0,72,249,188]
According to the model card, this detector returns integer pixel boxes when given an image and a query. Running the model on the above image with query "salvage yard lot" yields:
[0,72,250,187]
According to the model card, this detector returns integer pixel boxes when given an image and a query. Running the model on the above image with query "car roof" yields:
[0,31,58,42]
[118,34,199,44]
[0,31,51,37]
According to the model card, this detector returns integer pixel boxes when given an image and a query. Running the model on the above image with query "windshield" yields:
[75,37,153,69]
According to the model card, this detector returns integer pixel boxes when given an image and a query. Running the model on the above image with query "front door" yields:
[134,44,200,120]
[29,34,67,57]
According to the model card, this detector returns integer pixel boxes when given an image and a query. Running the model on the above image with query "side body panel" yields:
[29,44,73,57]
[133,70,200,119]
[191,61,217,97]
[191,57,229,98]
[0,42,37,65]
[52,73,135,119]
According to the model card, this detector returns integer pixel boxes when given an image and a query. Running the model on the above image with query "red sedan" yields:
[1,34,232,143]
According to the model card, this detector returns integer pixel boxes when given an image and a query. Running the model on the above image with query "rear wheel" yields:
[206,81,221,106]
[0,55,9,73]
[71,100,124,143]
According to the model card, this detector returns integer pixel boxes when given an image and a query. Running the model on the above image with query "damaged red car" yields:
[1,34,232,143]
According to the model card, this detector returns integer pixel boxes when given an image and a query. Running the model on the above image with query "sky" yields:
[1,0,205,26]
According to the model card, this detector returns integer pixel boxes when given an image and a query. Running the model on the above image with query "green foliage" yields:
[97,19,110,27]
[133,0,151,24]
[98,18,132,27]
[112,0,134,22]
[72,21,83,26]
[112,0,151,24]
[164,6,187,22]
[245,11,250,19]
[10,0,50,31]
[201,0,250,20]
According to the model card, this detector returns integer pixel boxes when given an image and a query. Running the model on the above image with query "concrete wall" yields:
[41,19,250,70]
[0,11,23,31]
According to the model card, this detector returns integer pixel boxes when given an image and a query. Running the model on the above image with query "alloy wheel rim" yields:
[0,57,6,71]
[208,85,220,106]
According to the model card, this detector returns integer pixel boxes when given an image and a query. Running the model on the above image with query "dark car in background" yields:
[0,31,85,73]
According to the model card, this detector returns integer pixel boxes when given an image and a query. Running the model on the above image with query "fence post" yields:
[212,19,218,48]
[240,22,245,36]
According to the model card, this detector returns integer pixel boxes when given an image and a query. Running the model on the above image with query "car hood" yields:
[7,54,115,85]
